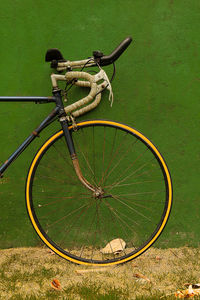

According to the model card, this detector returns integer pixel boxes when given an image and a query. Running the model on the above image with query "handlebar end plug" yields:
[50,60,58,69]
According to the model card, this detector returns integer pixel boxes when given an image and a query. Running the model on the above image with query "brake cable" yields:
[62,59,116,103]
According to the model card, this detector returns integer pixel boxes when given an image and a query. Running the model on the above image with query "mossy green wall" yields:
[0,0,199,248]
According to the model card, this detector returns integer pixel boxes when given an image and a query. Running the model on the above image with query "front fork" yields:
[54,90,97,194]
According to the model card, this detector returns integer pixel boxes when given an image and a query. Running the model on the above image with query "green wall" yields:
[0,0,199,248]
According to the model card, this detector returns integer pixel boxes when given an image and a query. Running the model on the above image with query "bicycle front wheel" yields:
[26,120,172,266]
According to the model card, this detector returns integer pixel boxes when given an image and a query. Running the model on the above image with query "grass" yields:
[0,247,199,299]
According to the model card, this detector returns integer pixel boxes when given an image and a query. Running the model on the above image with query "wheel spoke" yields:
[111,195,152,222]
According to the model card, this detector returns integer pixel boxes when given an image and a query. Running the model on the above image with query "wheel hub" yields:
[93,187,113,199]
[93,187,104,199]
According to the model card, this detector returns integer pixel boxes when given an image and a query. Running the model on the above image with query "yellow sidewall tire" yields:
[26,120,172,266]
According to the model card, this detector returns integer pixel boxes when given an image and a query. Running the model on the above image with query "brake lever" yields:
[94,69,114,106]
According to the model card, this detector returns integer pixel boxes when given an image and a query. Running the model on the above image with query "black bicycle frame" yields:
[0,91,76,178]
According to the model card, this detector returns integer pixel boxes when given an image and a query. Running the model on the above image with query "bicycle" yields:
[0,37,172,266]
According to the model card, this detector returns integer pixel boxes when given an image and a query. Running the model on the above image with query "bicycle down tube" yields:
[0,98,56,177]
[0,93,76,177]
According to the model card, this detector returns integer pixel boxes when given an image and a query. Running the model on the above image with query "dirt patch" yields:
[0,246,199,299]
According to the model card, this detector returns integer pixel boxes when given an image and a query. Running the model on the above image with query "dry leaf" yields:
[175,285,200,298]
[47,249,55,255]
[51,279,62,291]
[155,256,162,261]
[100,238,126,254]
[133,272,151,283]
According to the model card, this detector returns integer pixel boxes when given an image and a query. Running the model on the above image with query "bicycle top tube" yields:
[0,96,56,103]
